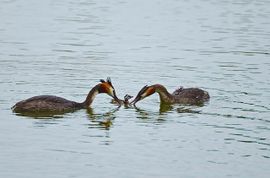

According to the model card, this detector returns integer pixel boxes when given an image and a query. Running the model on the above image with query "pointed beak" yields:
[130,96,141,105]
[111,91,121,105]
[113,95,121,105]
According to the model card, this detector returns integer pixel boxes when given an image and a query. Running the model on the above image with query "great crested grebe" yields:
[12,78,121,113]
[131,84,209,105]
[111,94,133,106]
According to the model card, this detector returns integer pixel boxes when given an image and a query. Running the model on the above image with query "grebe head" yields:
[131,85,155,105]
[124,94,133,102]
[98,77,121,104]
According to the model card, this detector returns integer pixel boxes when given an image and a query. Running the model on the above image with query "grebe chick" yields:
[111,94,133,106]
[131,84,209,105]
[122,94,133,105]
[12,78,121,113]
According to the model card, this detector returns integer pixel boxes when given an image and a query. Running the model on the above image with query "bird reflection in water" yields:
[86,106,120,130]
[176,106,202,114]
[134,103,202,121]
[13,110,68,119]
[133,104,172,122]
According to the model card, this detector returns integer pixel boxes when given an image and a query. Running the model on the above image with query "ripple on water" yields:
[1,0,270,177]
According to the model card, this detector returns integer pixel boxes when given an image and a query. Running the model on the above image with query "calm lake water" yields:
[1,0,270,177]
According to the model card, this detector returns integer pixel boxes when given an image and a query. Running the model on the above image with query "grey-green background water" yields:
[1,0,270,177]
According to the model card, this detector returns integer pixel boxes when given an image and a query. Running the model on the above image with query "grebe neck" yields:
[82,85,99,108]
[153,84,173,104]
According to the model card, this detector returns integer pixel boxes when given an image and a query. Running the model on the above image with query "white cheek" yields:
[93,91,99,98]
[109,88,114,96]
[141,93,147,98]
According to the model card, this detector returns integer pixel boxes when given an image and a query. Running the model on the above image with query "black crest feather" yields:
[100,77,114,88]
[138,85,148,96]
[107,77,112,85]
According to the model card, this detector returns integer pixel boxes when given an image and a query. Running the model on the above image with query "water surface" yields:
[0,0,270,178]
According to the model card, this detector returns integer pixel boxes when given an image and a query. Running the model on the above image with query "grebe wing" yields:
[13,95,79,112]
[175,88,210,100]
[172,87,184,96]
[21,95,73,103]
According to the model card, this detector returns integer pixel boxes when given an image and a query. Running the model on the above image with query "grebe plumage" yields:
[12,78,121,113]
[131,84,209,105]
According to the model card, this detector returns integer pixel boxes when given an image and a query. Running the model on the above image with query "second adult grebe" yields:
[131,84,209,105]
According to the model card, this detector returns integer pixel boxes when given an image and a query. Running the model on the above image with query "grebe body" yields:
[12,95,83,113]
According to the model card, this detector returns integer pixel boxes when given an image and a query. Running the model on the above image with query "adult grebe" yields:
[12,78,121,113]
[131,84,209,105]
